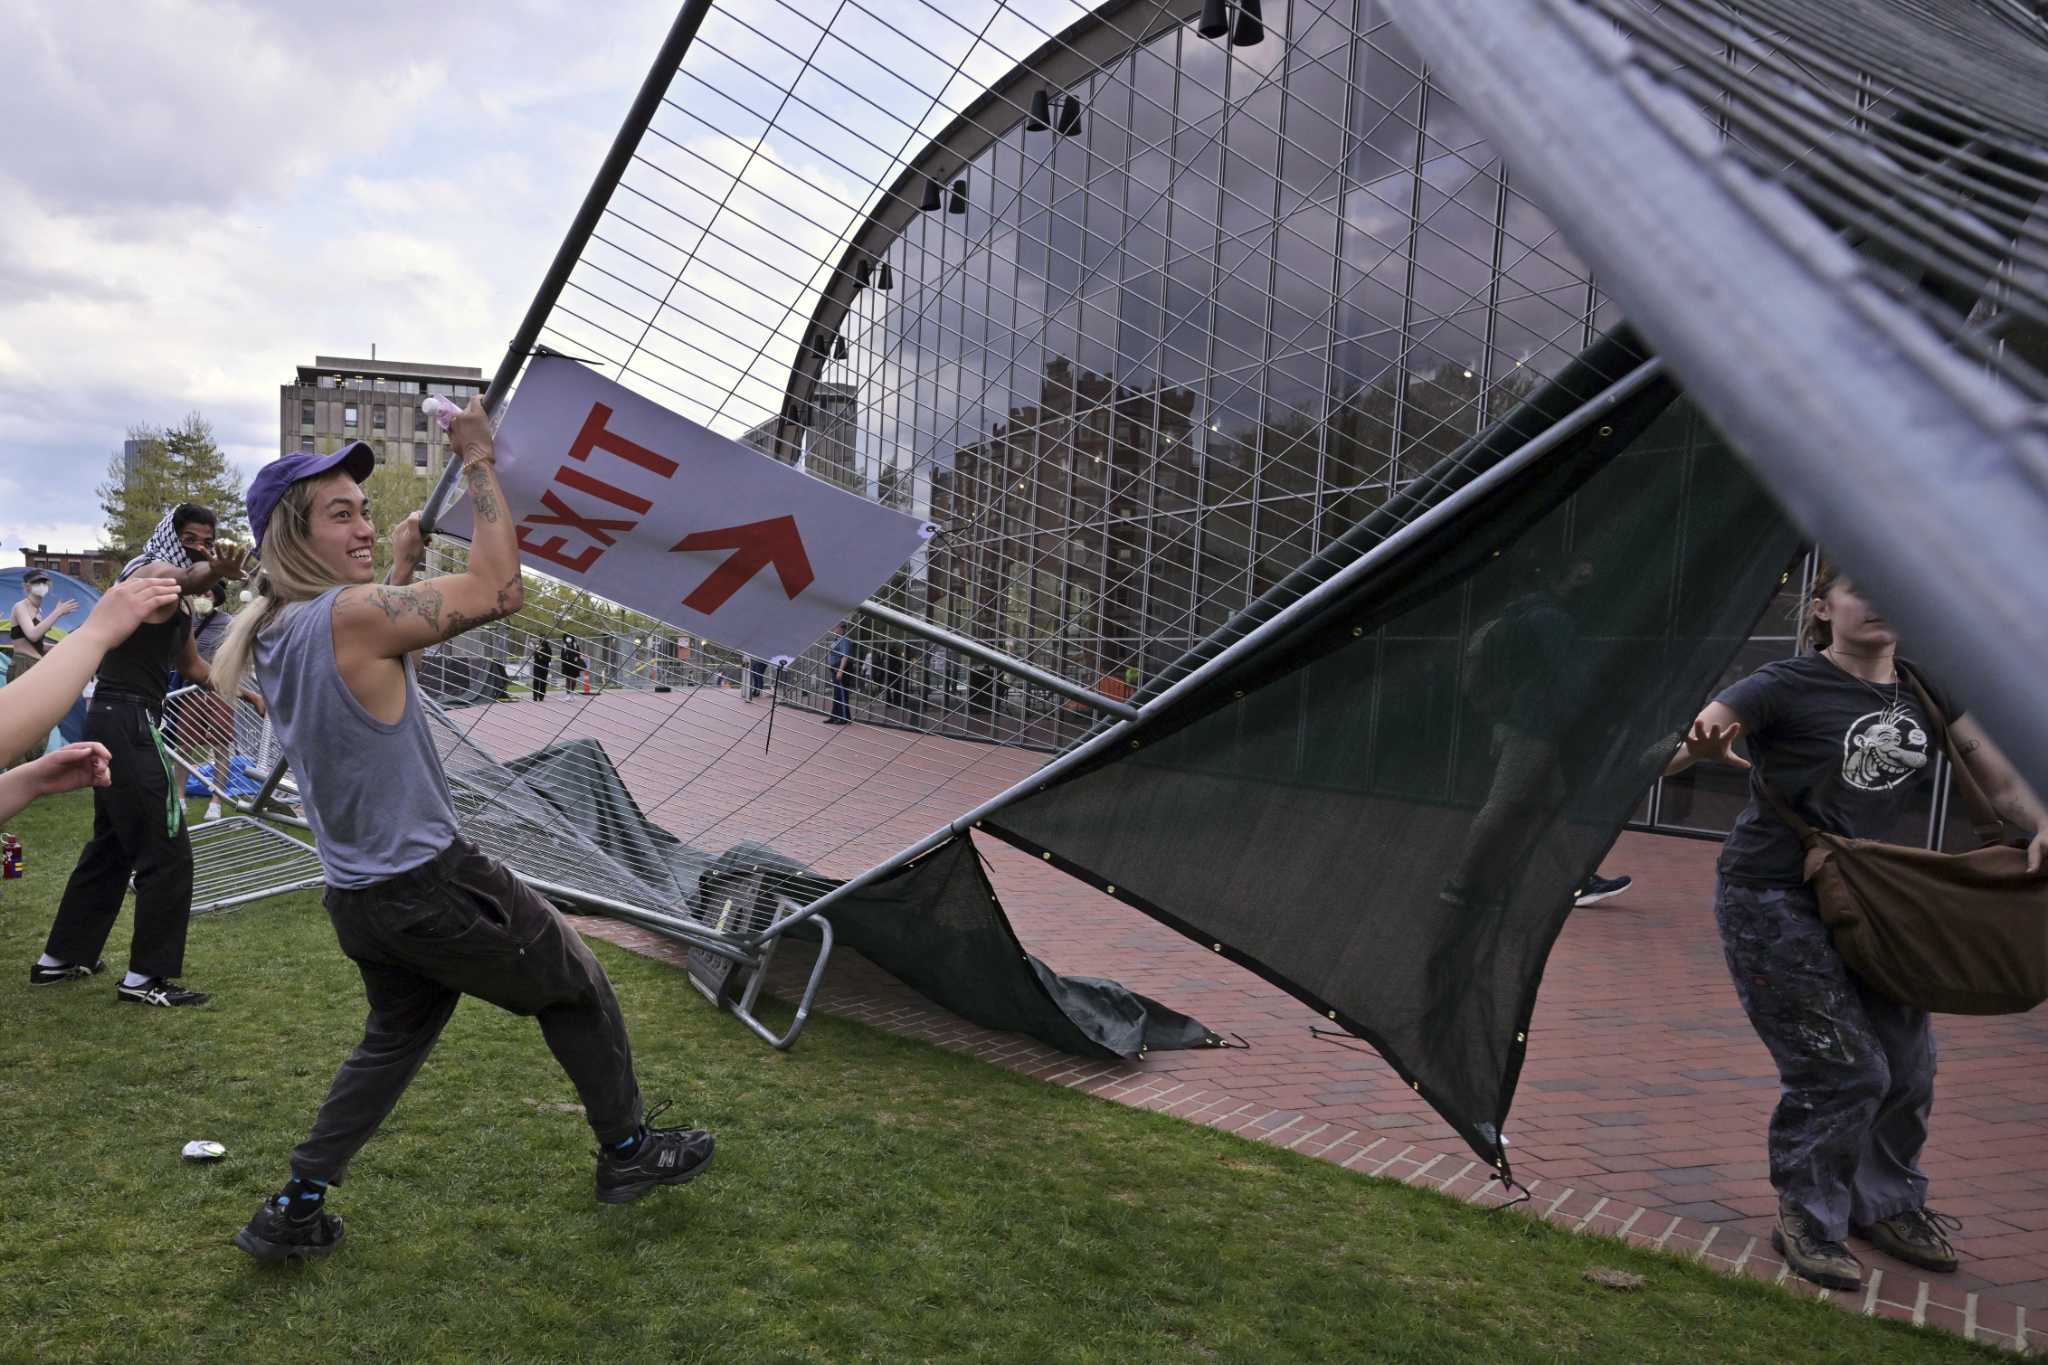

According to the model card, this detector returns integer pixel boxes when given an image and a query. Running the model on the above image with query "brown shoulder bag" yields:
[1758,666,2048,1015]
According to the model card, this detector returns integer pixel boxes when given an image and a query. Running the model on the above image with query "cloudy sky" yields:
[0,0,685,558]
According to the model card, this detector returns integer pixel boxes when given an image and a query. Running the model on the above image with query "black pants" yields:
[532,656,549,701]
[291,839,645,1184]
[45,696,193,979]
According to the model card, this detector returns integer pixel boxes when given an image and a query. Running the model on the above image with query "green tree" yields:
[361,462,435,578]
[97,413,250,556]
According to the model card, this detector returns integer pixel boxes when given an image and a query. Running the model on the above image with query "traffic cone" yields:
[582,671,592,695]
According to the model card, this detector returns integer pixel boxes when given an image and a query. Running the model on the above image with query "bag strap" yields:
[1896,661,2008,846]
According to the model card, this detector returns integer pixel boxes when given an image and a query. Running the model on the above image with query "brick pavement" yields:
[458,688,2048,1352]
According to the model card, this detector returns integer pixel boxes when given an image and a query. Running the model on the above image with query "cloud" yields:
[0,0,678,549]
[0,0,1117,553]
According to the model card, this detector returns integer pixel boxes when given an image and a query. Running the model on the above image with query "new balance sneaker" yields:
[1573,873,1634,907]
[115,978,210,1007]
[1773,1198,1863,1291]
[594,1102,716,1205]
[29,959,107,985]
[1856,1208,1962,1273]
[233,1199,346,1262]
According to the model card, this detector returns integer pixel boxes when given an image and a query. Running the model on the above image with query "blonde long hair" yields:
[210,477,352,700]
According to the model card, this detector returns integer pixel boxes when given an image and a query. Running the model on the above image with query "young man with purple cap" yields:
[210,401,713,1263]
[33,503,247,1004]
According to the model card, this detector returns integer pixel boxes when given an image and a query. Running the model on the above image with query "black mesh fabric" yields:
[794,835,1216,1059]
[986,361,1801,1175]
[504,742,1212,1060]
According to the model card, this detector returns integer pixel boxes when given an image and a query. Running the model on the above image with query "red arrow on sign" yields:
[670,515,816,615]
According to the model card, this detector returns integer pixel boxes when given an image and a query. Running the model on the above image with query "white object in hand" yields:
[420,395,462,430]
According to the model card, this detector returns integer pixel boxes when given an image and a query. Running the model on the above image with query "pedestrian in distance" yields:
[0,576,184,823]
[825,620,854,725]
[1667,561,2047,1291]
[209,403,713,1264]
[561,633,587,694]
[532,635,552,702]
[5,570,78,766]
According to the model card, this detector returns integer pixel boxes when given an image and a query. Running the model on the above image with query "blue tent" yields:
[1,565,105,745]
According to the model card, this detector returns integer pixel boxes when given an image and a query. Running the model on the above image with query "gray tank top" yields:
[254,588,460,888]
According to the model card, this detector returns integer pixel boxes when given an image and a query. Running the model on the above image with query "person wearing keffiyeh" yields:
[33,501,249,1008]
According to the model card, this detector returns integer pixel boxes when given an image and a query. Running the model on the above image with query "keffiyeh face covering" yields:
[120,510,198,583]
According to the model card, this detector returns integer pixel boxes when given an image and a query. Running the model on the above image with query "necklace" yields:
[1825,646,1902,712]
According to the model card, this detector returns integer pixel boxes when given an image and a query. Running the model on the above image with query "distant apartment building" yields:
[738,381,863,493]
[121,438,150,486]
[279,355,486,477]
[19,544,124,586]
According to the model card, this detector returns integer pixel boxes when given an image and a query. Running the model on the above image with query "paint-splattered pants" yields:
[1714,877,1934,1241]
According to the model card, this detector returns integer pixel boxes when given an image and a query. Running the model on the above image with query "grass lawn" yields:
[0,790,1999,1363]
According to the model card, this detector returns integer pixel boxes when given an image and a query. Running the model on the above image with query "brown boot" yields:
[1856,1209,1961,1273]
[1773,1199,1863,1291]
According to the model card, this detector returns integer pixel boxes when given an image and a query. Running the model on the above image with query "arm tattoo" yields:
[1958,738,1983,756]
[363,585,444,633]
[443,574,523,637]
[465,462,502,525]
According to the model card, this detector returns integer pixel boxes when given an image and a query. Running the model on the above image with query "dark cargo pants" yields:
[291,839,644,1184]
[1714,877,1934,1241]
[44,696,194,979]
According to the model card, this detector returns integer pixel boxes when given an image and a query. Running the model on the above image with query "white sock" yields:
[121,971,153,988]
[37,953,64,969]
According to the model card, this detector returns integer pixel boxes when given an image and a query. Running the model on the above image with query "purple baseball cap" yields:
[248,441,377,550]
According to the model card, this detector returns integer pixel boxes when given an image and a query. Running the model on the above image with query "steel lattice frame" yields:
[192,0,2047,1044]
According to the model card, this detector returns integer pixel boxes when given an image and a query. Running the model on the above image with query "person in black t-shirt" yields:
[33,505,248,1006]
[1667,561,2047,1292]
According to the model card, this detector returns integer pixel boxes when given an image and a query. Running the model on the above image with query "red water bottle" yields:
[1,833,20,879]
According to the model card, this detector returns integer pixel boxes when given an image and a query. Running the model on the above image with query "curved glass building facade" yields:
[547,0,1974,852]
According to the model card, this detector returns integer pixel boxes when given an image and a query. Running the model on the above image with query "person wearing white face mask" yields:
[6,572,80,766]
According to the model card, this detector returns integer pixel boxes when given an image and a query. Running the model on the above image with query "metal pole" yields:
[1392,0,2048,792]
[746,357,1666,943]
[416,0,718,539]
[855,599,1138,721]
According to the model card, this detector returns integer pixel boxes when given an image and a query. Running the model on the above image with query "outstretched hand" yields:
[1684,718,1751,771]
[77,577,184,647]
[200,541,250,582]
[50,598,79,621]
[25,743,113,797]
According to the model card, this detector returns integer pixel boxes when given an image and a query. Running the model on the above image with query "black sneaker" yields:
[29,959,107,985]
[1773,1198,1863,1291]
[1856,1208,1962,1273]
[594,1101,715,1205]
[1573,873,1634,907]
[115,978,210,1007]
[233,1198,346,1262]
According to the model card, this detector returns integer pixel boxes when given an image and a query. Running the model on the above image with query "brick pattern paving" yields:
[449,690,2048,1352]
